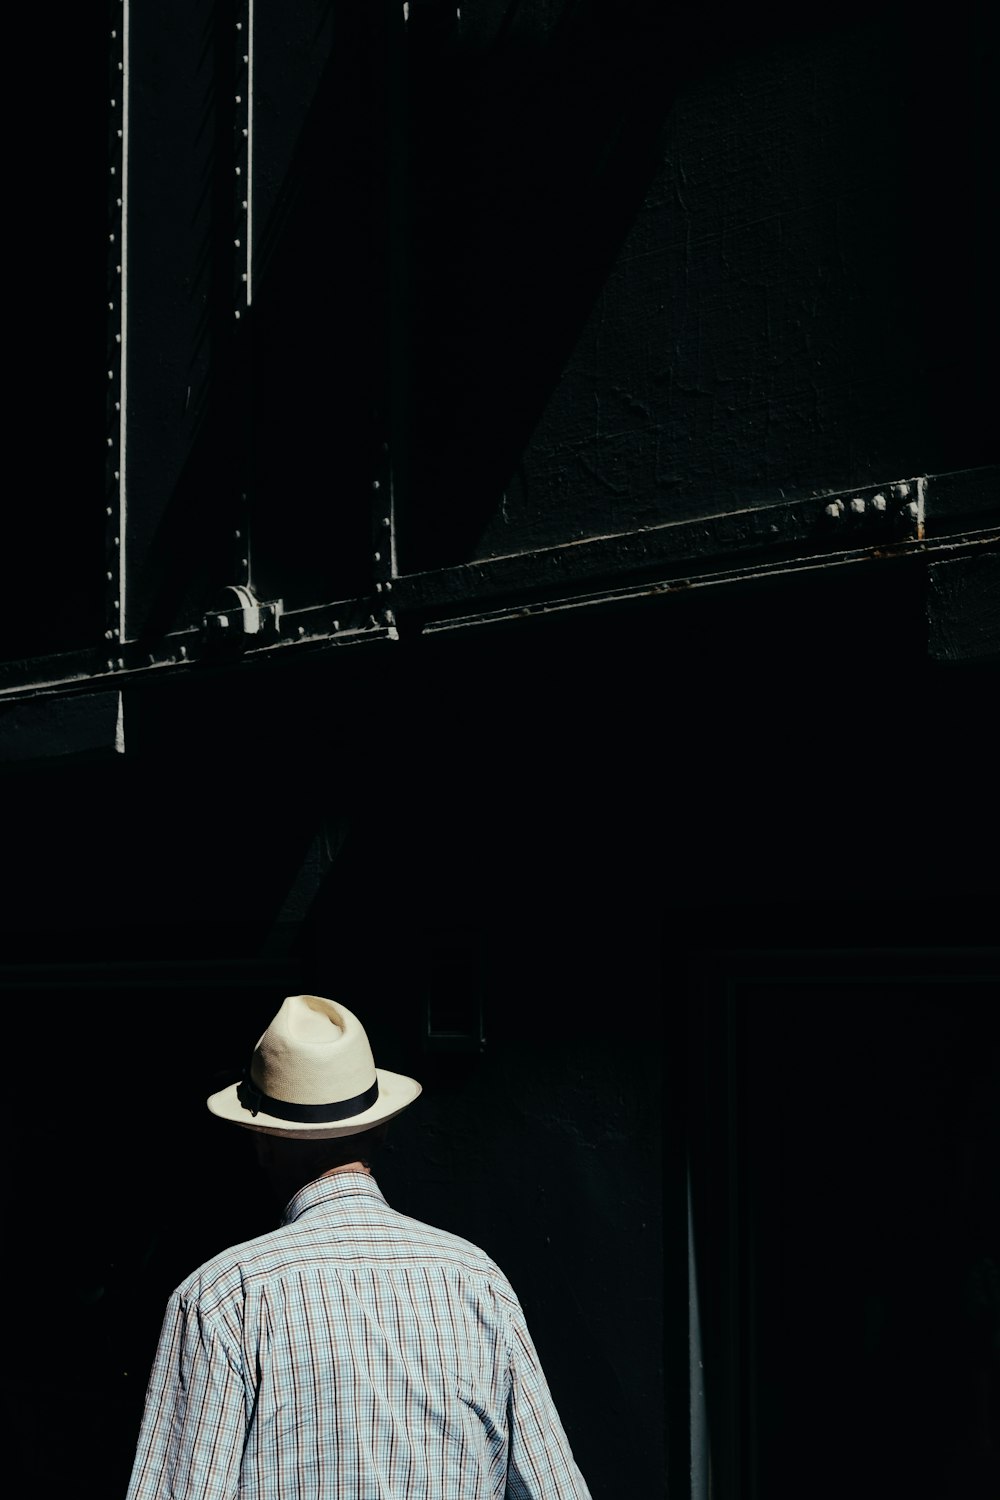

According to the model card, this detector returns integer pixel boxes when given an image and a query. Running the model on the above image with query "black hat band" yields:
[237,1073,380,1123]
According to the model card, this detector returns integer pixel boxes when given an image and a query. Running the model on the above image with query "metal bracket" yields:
[202,585,282,645]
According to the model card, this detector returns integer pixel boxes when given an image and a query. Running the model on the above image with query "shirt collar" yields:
[281,1169,386,1227]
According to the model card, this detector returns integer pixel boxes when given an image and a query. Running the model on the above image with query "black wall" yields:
[2,4,998,1497]
[5,560,999,1496]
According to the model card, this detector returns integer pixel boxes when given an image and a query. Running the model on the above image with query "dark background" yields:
[2,3,998,1497]
[5,571,999,1497]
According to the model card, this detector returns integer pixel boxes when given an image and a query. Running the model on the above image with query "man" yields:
[126,993,592,1499]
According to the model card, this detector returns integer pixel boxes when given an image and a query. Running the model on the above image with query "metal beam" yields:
[1,467,995,705]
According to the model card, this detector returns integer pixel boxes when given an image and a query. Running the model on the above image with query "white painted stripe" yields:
[119,0,130,640]
[246,0,254,307]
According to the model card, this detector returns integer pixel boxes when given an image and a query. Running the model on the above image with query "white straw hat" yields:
[207,995,422,1139]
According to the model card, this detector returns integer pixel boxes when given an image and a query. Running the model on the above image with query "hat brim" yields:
[206,1067,422,1139]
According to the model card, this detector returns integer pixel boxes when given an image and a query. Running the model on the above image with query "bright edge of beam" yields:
[246,0,254,306]
[118,0,130,639]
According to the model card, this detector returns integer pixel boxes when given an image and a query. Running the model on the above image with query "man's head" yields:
[251,1121,392,1203]
[207,994,421,1140]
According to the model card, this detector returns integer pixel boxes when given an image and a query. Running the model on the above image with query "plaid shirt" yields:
[126,1171,592,1500]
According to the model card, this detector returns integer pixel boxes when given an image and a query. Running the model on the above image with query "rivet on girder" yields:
[107,8,127,649]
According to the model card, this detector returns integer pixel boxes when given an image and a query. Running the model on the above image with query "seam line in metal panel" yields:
[246,0,254,307]
[119,0,129,641]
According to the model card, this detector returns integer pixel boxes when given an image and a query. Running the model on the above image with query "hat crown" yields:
[207,993,421,1137]
[252,995,376,1106]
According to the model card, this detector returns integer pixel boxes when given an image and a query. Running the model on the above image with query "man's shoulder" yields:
[170,1196,514,1317]
[170,1220,304,1313]
[384,1205,505,1278]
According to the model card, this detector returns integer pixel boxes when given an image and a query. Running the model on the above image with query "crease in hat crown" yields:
[206,994,422,1138]
[256,994,374,1105]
